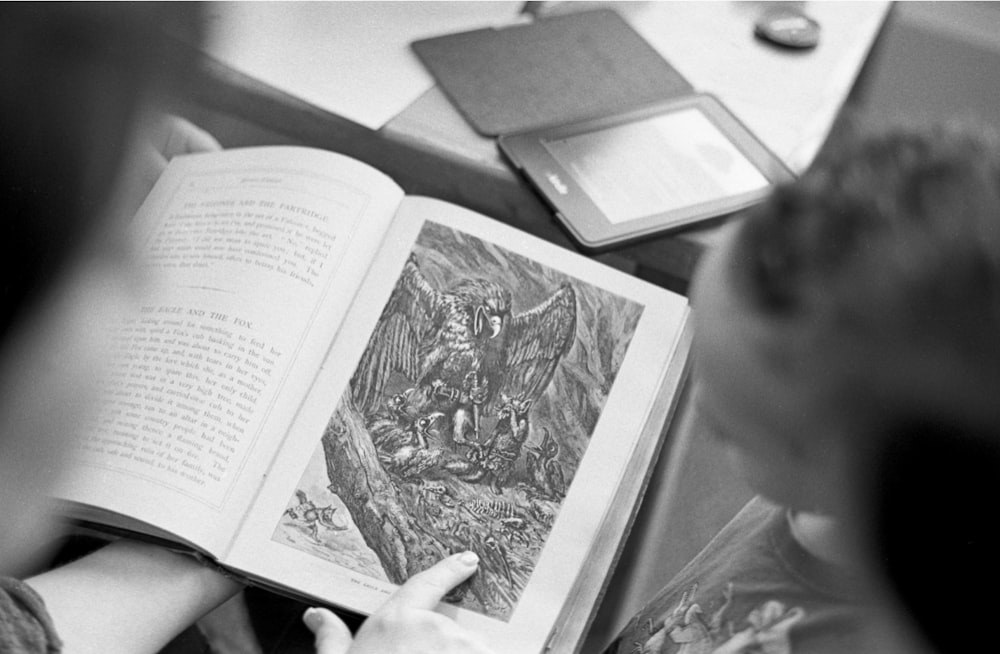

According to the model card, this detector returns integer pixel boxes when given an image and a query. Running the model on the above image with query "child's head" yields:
[691,122,1000,652]
[691,122,1000,517]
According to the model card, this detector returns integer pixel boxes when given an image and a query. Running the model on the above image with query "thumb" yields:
[303,607,353,654]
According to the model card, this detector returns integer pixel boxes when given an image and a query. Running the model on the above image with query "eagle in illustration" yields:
[351,253,577,446]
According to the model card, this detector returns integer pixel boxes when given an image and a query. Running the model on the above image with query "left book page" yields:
[56,146,405,557]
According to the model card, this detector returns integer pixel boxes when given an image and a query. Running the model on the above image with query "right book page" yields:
[226,196,690,653]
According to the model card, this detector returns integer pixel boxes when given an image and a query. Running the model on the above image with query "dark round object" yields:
[754,9,820,49]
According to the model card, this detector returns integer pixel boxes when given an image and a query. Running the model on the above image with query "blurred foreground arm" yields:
[27,539,242,654]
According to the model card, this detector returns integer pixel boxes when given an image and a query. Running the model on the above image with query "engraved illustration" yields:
[273,221,644,620]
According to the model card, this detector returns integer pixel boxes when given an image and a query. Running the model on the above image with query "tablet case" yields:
[412,9,694,136]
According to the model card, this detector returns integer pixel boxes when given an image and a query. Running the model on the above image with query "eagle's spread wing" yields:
[351,255,446,414]
[495,283,577,407]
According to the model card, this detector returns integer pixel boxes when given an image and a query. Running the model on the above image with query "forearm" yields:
[27,539,242,654]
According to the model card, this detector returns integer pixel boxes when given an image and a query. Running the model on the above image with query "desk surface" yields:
[186,1,889,288]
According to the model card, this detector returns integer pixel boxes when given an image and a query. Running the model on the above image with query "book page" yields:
[56,147,404,556]
[225,197,689,652]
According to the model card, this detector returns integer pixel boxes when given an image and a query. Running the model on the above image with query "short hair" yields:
[731,122,1000,418]
[737,122,1000,317]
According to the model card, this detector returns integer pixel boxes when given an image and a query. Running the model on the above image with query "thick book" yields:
[54,146,692,653]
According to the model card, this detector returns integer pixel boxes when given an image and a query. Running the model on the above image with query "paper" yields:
[203,1,521,130]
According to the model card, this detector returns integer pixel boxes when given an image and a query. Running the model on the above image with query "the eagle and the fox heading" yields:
[350,253,577,450]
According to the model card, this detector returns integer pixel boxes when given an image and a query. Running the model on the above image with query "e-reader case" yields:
[412,9,694,137]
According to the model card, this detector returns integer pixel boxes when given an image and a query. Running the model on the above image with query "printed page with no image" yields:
[56,147,404,557]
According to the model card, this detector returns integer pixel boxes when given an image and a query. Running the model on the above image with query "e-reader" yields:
[499,94,795,251]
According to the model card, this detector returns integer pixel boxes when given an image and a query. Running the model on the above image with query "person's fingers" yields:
[167,118,222,156]
[384,551,479,611]
[138,141,169,184]
[303,607,353,654]
[153,115,222,158]
[354,610,496,654]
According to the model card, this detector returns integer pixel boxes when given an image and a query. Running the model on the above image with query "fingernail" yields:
[302,607,322,631]
[458,550,479,566]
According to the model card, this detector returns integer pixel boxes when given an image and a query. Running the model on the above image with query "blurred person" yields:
[603,122,1000,654]
[0,5,494,654]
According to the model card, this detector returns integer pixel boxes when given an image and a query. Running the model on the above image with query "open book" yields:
[55,146,691,653]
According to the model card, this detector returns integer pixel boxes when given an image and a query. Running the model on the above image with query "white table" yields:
[187,1,890,286]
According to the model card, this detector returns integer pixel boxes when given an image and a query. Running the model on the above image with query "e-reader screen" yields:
[499,94,794,251]
[542,107,770,224]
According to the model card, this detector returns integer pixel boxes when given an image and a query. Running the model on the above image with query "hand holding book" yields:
[304,551,495,654]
